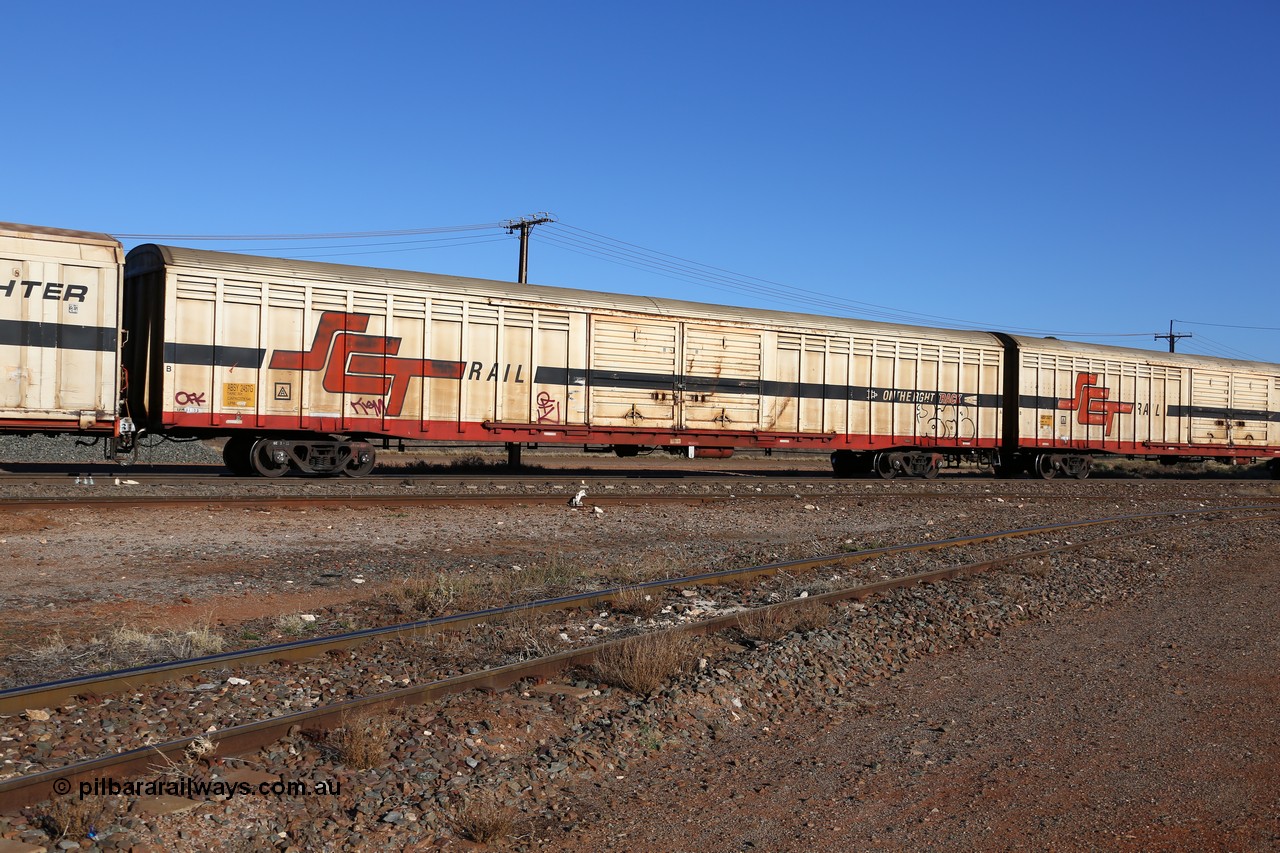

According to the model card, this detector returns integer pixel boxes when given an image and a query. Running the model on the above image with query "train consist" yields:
[3,221,1279,479]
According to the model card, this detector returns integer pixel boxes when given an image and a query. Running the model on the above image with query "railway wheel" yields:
[342,446,376,477]
[1033,453,1057,480]
[250,439,290,478]
[1073,458,1093,480]
[874,452,897,480]
[221,435,255,476]
[921,455,941,480]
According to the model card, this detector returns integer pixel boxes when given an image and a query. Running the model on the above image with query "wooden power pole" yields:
[505,213,555,283]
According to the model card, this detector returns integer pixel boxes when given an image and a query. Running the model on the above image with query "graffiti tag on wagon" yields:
[174,390,207,406]
[536,391,561,424]
[350,398,386,417]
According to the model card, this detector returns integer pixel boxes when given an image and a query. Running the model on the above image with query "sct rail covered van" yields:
[3,221,1279,479]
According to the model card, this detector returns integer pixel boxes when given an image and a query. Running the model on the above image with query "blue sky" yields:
[7,1,1278,362]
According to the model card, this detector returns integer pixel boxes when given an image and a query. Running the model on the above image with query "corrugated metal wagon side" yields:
[999,335,1280,478]
[119,245,1014,477]
[0,222,123,440]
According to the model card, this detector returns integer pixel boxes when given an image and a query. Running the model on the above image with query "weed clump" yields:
[592,630,697,695]
[326,711,393,770]
[453,793,518,844]
[38,794,121,841]
[612,586,663,619]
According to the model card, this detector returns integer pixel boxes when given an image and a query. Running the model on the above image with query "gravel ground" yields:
[0,464,1276,850]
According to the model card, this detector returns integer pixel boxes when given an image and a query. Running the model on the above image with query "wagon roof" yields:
[0,221,121,248]
[128,243,1001,345]
[1003,333,1279,374]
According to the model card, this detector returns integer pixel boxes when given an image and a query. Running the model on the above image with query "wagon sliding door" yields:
[1190,369,1271,447]
[587,316,678,428]
[682,325,762,432]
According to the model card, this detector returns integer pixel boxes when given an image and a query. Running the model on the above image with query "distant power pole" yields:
[504,213,556,283]
[1155,320,1191,353]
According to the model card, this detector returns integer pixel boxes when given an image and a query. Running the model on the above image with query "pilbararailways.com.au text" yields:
[67,777,341,800]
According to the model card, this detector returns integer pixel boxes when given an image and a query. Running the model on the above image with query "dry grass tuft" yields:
[326,711,393,770]
[734,606,802,643]
[612,586,663,619]
[17,632,71,672]
[499,554,584,597]
[789,599,832,633]
[184,735,217,762]
[476,608,559,660]
[452,793,518,844]
[592,630,697,695]
[106,623,225,662]
[39,794,121,841]
[274,614,316,637]
[12,622,225,683]
[391,571,485,617]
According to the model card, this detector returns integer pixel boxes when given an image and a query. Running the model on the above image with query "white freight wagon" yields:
[121,245,1004,476]
[0,223,124,436]
[1002,335,1280,477]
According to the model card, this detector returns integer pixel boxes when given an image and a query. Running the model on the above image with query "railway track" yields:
[5,478,1267,512]
[1,504,1272,813]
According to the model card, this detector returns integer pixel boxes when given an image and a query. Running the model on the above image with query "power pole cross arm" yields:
[504,213,556,283]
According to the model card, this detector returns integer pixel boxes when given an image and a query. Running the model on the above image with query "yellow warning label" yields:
[223,382,256,408]
[1039,414,1053,428]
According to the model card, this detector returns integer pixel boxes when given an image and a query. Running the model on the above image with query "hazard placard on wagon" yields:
[222,382,256,408]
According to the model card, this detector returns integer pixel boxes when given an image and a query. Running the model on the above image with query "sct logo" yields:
[269,311,464,416]
[1057,372,1133,435]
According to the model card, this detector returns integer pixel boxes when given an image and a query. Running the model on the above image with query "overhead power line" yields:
[1174,319,1280,332]
[112,223,504,240]
[539,222,1154,340]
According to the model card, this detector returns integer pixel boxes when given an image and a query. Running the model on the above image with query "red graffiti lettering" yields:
[536,391,561,424]
[349,398,386,417]
[175,390,207,406]
[1056,372,1134,435]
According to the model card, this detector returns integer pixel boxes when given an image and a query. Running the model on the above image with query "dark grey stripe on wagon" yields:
[536,366,1001,407]
[1167,405,1280,423]
[164,342,266,369]
[1023,395,1280,423]
[0,319,117,352]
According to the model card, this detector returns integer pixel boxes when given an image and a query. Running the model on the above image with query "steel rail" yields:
[1,506,1273,813]
[0,493,732,512]
[2,505,1272,717]
[0,505,1250,715]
